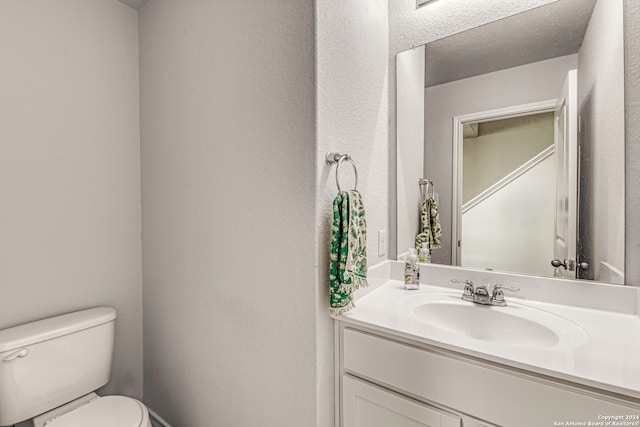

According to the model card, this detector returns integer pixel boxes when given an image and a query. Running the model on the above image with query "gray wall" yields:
[140,2,393,425]
[0,0,143,399]
[577,0,625,282]
[139,2,320,426]
[624,0,640,286]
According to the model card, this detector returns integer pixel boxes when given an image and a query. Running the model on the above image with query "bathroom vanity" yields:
[335,262,640,427]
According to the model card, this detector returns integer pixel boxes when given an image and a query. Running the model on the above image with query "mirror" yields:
[396,0,627,284]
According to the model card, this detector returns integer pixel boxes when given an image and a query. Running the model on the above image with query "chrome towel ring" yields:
[418,178,434,200]
[326,152,358,192]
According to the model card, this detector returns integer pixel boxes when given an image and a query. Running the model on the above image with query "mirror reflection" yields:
[460,112,555,278]
[396,0,625,284]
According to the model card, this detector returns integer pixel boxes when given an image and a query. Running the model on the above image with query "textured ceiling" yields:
[117,0,596,86]
[117,0,148,10]
[425,0,598,87]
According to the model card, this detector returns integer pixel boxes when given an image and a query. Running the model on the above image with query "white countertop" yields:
[339,276,640,401]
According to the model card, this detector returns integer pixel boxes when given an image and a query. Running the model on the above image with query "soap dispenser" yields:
[404,248,420,290]
[418,241,431,263]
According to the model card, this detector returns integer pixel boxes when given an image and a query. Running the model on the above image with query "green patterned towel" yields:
[329,190,368,316]
[415,197,442,254]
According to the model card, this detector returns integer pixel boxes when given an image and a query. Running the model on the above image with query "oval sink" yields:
[407,294,589,349]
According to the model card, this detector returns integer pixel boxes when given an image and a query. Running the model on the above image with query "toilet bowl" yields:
[0,307,152,427]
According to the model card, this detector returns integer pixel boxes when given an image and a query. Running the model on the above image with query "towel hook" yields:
[326,152,358,192]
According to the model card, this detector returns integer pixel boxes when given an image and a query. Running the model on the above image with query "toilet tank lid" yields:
[0,307,116,353]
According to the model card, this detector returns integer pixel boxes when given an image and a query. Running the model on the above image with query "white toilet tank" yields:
[0,307,117,426]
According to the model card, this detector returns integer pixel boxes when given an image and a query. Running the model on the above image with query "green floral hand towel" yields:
[329,190,368,316]
[415,197,442,254]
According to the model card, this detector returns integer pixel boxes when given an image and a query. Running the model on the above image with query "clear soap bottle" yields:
[404,248,420,290]
[418,241,431,263]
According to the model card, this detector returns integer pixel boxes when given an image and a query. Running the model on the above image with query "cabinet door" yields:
[343,375,461,427]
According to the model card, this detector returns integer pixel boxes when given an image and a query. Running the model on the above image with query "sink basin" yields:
[407,293,589,349]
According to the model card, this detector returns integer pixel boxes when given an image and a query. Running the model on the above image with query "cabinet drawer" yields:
[343,375,461,427]
[343,328,640,427]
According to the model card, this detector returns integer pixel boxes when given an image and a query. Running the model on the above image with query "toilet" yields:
[0,307,151,427]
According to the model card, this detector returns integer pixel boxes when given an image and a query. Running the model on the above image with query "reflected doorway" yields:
[461,112,555,276]
[452,101,560,277]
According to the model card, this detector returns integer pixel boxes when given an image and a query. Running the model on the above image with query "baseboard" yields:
[148,407,173,427]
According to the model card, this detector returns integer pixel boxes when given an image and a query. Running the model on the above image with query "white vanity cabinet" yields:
[337,324,640,427]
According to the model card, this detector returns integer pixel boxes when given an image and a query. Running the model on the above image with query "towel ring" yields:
[418,178,434,200]
[326,152,358,192]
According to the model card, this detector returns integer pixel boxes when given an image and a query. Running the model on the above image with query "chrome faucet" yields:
[490,284,521,306]
[450,279,474,299]
[451,280,520,306]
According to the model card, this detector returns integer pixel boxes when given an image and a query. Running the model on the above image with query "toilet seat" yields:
[46,396,150,427]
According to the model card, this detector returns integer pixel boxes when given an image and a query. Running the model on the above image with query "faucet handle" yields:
[491,284,520,305]
[492,284,520,293]
[451,279,474,297]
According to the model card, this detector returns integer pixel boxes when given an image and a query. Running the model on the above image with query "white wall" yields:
[396,46,425,256]
[139,2,321,426]
[317,0,390,268]
[316,3,389,423]
[0,0,142,399]
[462,156,555,277]
[577,0,625,282]
[424,55,577,265]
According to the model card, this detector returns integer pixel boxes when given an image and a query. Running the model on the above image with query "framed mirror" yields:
[395,0,628,284]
